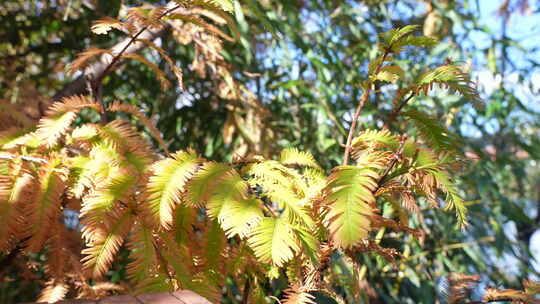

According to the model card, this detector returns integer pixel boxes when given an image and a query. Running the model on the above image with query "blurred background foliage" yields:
[1,0,539,303]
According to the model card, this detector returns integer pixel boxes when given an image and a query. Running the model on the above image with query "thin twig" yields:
[376,134,407,187]
[384,91,415,129]
[241,277,251,304]
[93,4,182,86]
[92,4,182,122]
[262,202,277,218]
[342,51,389,165]
[0,153,47,164]
[342,89,370,166]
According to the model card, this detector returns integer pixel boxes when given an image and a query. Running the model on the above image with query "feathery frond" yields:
[415,64,481,103]
[80,167,137,228]
[81,209,133,279]
[0,169,35,252]
[324,166,378,248]
[352,129,400,151]
[380,25,421,47]
[282,284,316,304]
[206,169,248,217]
[200,219,227,279]
[218,197,263,238]
[431,169,468,228]
[267,190,314,227]
[145,150,201,228]
[91,17,124,35]
[45,222,70,279]
[25,157,67,253]
[67,156,99,199]
[248,217,300,266]
[126,220,159,282]
[107,101,169,153]
[403,110,460,150]
[202,168,263,238]
[172,204,196,245]
[37,280,69,303]
[279,148,322,170]
[36,96,100,148]
[98,120,154,170]
[379,25,437,54]
[373,65,404,83]
[70,48,113,73]
[185,162,231,206]
[0,128,36,150]
[246,160,297,189]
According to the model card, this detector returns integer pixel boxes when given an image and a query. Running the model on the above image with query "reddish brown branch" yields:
[342,51,389,165]
[52,27,168,102]
[342,89,371,166]
[384,91,415,129]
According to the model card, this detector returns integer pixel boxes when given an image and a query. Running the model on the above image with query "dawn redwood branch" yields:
[375,135,407,188]
[91,3,181,123]
[0,153,47,164]
[342,89,371,166]
[52,26,169,102]
[342,50,390,165]
[384,91,415,129]
[92,4,182,89]
[52,1,185,102]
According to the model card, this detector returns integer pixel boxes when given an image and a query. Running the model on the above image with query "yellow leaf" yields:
[91,17,123,35]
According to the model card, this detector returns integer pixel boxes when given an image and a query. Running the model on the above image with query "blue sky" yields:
[474,0,540,277]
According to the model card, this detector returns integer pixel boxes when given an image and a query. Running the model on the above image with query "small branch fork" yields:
[384,91,415,129]
[91,3,183,123]
[377,134,407,185]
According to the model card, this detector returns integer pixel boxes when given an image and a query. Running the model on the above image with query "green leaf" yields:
[81,167,137,227]
[267,190,314,227]
[218,197,263,238]
[352,129,399,151]
[324,166,378,248]
[248,217,300,266]
[403,110,460,150]
[126,221,158,282]
[279,148,322,170]
[380,25,420,47]
[290,226,319,266]
[373,65,404,83]
[81,210,133,279]
[431,169,468,228]
[145,150,201,229]
[206,169,248,218]
[204,169,263,238]
[415,64,481,104]
[186,162,231,207]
